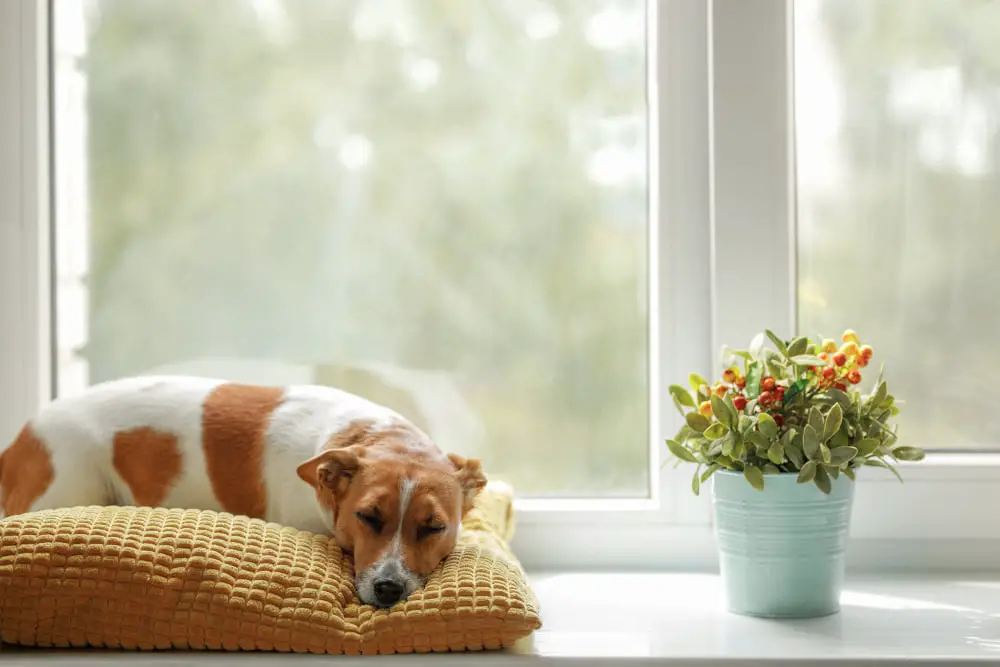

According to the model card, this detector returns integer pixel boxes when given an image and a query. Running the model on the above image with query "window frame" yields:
[2,0,998,573]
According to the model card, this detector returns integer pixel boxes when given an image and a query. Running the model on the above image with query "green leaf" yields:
[813,464,832,494]
[685,412,711,433]
[748,333,765,359]
[864,458,903,482]
[827,465,840,480]
[823,403,843,442]
[785,439,805,469]
[820,443,831,464]
[828,446,858,467]
[843,466,856,481]
[767,442,785,465]
[730,439,745,460]
[757,412,779,439]
[722,432,735,457]
[743,465,765,491]
[710,394,735,429]
[689,373,710,396]
[669,385,696,409]
[765,329,789,357]
[723,394,739,423]
[746,361,763,399]
[803,425,821,461]
[791,354,826,366]
[870,381,888,409]
[830,425,849,448]
[692,465,701,496]
[787,337,808,357]
[857,438,880,457]
[704,422,729,439]
[797,460,817,483]
[808,407,825,435]
[666,439,698,463]
[707,439,724,457]
[738,415,754,435]
[784,378,808,402]
[701,464,720,483]
[747,431,769,451]
[892,446,925,462]
[826,388,852,411]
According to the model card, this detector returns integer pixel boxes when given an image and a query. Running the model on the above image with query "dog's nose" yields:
[373,578,405,606]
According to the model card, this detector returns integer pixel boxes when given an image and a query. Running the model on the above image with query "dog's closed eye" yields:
[355,511,384,533]
[417,524,446,541]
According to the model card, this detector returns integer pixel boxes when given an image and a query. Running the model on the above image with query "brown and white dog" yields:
[0,375,487,608]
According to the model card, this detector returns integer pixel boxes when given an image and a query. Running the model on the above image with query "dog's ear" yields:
[297,419,376,494]
[297,446,366,495]
[447,453,488,514]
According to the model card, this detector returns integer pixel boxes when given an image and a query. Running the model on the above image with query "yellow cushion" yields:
[0,482,540,655]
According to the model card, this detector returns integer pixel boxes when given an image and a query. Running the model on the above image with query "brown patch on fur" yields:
[202,383,284,519]
[112,427,182,507]
[0,425,55,516]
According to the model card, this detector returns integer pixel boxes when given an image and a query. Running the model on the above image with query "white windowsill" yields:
[5,571,1000,665]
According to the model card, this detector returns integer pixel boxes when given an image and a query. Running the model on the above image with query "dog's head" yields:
[296,420,487,608]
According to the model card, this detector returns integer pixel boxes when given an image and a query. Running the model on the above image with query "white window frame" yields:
[2,0,998,573]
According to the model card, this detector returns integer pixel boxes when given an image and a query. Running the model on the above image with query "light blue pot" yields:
[711,470,856,618]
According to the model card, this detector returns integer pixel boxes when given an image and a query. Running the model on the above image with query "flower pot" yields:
[711,470,856,618]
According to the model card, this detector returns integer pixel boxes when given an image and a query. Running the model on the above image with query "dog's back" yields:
[0,375,405,532]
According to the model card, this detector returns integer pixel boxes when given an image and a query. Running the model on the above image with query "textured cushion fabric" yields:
[0,482,539,655]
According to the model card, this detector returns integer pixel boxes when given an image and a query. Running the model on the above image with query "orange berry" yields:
[856,355,869,368]
[819,352,829,362]
[822,366,836,379]
[759,391,774,406]
[842,329,859,344]
[735,376,747,389]
[860,345,874,360]
[722,368,737,383]
[713,384,727,397]
[834,381,848,391]
[733,395,747,411]
[833,353,847,367]
[847,369,862,384]
[840,341,859,357]
[761,377,776,391]
[699,401,713,417]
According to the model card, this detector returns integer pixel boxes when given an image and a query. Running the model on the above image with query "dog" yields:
[0,375,487,608]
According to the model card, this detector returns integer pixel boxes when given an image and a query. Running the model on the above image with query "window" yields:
[51,0,651,498]
[3,0,998,573]
[795,0,1000,451]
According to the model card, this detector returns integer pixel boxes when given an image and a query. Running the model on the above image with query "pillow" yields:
[0,481,540,655]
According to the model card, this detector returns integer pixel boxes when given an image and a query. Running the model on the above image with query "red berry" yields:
[847,369,862,384]
[833,353,847,367]
[822,366,836,379]
[735,376,747,389]
[860,345,874,360]
[856,355,869,368]
[775,385,786,395]
[834,382,847,391]
[759,391,774,406]
[761,377,776,391]
[722,369,737,383]
[733,395,747,411]
[774,415,785,427]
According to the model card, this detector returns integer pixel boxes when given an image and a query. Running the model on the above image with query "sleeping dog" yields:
[0,376,487,608]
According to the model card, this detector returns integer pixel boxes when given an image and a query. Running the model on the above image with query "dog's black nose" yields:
[373,578,405,606]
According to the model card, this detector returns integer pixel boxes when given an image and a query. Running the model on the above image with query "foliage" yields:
[667,329,925,494]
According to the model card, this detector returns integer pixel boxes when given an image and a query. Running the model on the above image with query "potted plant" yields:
[666,329,925,618]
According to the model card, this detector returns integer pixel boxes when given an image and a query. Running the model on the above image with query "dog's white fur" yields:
[4,375,411,533]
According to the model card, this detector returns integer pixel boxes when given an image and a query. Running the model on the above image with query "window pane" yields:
[52,1,650,496]
[795,0,1000,450]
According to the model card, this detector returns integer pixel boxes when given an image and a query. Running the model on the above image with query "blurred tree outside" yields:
[59,0,650,495]
[797,0,1000,449]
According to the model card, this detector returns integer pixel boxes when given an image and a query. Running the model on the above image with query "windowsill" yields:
[5,571,999,664]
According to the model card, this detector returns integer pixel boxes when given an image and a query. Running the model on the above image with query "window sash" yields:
[2,0,999,573]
